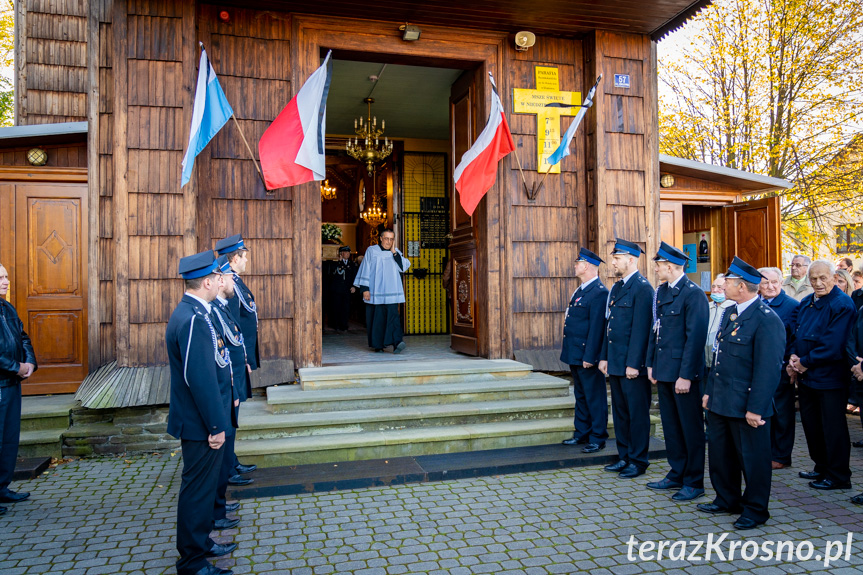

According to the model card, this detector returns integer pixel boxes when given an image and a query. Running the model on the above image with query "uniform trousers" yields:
[798,384,851,483]
[0,383,21,491]
[707,411,771,523]
[609,374,651,469]
[570,364,608,444]
[177,439,224,575]
[213,434,236,521]
[769,372,796,465]
[656,380,705,488]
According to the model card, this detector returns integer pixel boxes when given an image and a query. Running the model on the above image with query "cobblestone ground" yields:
[2,419,863,575]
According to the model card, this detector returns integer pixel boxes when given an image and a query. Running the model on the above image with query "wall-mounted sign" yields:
[614,74,630,88]
[513,66,582,174]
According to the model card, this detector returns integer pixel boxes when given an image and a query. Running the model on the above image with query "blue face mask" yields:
[710,293,726,303]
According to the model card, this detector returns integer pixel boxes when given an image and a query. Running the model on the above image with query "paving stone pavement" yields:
[2,418,862,575]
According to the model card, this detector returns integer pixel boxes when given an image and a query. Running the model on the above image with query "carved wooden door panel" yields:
[13,183,88,395]
[722,196,781,271]
[449,70,480,355]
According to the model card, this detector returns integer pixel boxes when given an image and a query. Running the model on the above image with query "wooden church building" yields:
[1,0,787,403]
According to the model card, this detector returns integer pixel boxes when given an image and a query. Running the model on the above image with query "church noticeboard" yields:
[513,66,581,174]
[419,197,447,249]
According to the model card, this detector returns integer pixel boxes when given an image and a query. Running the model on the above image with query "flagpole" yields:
[511,142,532,199]
[231,113,269,192]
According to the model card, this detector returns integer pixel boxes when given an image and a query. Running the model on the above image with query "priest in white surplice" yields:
[354,229,411,353]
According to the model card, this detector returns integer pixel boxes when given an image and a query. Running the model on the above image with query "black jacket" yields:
[706,298,786,418]
[560,278,608,366]
[646,276,709,382]
[0,299,37,387]
[228,274,260,370]
[600,271,654,376]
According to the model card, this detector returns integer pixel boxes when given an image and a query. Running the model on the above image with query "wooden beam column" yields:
[112,0,130,366]
[182,0,199,254]
[86,0,101,371]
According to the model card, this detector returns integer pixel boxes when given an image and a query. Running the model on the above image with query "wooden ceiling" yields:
[209,0,712,40]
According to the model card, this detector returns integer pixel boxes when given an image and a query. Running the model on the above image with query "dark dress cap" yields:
[215,234,247,255]
[652,241,689,266]
[612,238,644,257]
[576,247,603,266]
[725,256,763,284]
[179,250,220,279]
[216,254,232,274]
[339,245,351,253]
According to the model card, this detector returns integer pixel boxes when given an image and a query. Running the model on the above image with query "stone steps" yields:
[298,359,532,390]
[237,395,573,440]
[18,395,76,459]
[266,372,569,413]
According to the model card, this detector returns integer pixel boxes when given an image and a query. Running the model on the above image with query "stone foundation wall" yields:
[63,405,180,457]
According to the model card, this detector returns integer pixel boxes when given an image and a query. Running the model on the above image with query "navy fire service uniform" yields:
[210,255,247,525]
[560,248,609,450]
[704,257,785,528]
[166,251,237,575]
[216,234,259,376]
[600,238,655,476]
[646,242,709,497]
[764,288,800,467]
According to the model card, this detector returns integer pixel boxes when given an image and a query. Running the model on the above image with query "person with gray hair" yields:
[783,255,814,301]
[788,259,857,491]
[705,273,735,368]
[759,266,800,469]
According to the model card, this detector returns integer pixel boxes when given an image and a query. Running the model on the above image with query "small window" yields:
[835,224,863,254]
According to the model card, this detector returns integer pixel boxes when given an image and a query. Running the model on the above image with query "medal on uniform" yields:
[729,313,737,321]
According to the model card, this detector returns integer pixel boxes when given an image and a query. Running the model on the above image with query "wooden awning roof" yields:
[660,154,793,195]
[209,0,712,40]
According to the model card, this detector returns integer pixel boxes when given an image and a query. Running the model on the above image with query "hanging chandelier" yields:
[346,97,393,175]
[361,196,387,227]
[320,179,337,200]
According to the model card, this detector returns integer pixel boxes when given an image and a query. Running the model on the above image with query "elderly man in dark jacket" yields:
[700,257,785,530]
[789,260,857,491]
[0,264,38,515]
[759,266,800,470]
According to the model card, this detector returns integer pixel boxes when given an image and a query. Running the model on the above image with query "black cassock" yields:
[326,259,358,331]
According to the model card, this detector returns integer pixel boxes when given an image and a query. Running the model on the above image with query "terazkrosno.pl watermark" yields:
[627,533,854,566]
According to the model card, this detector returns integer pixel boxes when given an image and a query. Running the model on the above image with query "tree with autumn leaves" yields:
[660,0,863,255]
[0,0,12,127]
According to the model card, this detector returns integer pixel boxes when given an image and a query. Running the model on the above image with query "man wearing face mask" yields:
[759,267,800,470]
[705,274,735,368]
[354,229,411,353]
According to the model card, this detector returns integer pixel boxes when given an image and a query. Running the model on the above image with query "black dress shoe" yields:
[582,442,605,453]
[561,436,588,446]
[0,489,30,503]
[809,478,852,490]
[672,486,705,501]
[733,516,764,530]
[227,475,254,486]
[852,493,863,505]
[192,565,234,575]
[394,341,406,354]
[618,464,645,479]
[213,517,240,530]
[205,542,238,557]
[798,470,822,480]
[604,459,628,472]
[853,439,863,448]
[225,502,240,512]
[697,503,742,515]
[0,506,6,515]
[646,478,683,490]
[235,463,257,475]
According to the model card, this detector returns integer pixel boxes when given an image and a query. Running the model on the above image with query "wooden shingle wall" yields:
[17,0,89,124]
[197,6,294,362]
[507,37,589,352]
[96,0,114,365]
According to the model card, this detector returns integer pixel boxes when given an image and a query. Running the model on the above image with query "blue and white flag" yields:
[546,75,602,167]
[181,45,233,187]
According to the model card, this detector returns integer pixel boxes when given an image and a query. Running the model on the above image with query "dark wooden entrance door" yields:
[5,182,89,395]
[449,70,481,355]
[722,196,781,270]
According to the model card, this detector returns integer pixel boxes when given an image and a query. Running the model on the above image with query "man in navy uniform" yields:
[788,260,856,491]
[599,238,654,479]
[166,251,236,575]
[214,235,258,484]
[0,263,37,514]
[758,266,800,470]
[560,247,609,453]
[210,255,247,530]
[699,257,785,530]
[646,242,708,501]
[849,303,863,505]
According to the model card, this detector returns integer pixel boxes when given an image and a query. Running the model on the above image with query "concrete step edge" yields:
[19,429,65,445]
[298,359,533,382]
[240,396,574,430]
[235,419,570,456]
